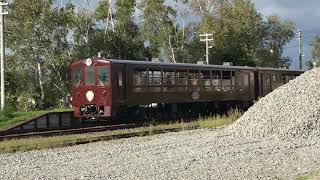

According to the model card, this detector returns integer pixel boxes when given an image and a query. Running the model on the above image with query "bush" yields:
[226,108,243,122]
[0,106,14,120]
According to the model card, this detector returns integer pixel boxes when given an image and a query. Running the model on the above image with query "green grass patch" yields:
[297,172,320,180]
[198,108,243,129]
[0,109,72,130]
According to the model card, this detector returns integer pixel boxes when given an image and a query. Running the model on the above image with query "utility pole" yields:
[200,33,213,64]
[297,30,303,70]
[0,2,8,111]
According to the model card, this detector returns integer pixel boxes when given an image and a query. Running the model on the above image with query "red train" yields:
[71,58,303,119]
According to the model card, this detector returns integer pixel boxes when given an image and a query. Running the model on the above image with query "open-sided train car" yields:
[71,58,304,119]
[255,68,303,97]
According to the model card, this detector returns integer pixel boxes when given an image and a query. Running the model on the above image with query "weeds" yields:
[198,108,243,129]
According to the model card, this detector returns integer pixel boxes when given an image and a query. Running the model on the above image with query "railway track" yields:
[0,123,141,140]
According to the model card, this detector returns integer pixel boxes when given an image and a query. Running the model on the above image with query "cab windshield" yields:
[85,66,95,85]
[98,66,110,85]
[73,68,82,86]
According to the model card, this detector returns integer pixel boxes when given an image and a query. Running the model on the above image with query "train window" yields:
[176,71,188,92]
[148,70,161,85]
[200,70,211,91]
[72,68,82,86]
[281,74,286,83]
[133,70,147,86]
[222,71,231,79]
[133,70,148,92]
[286,75,291,82]
[85,66,95,85]
[98,66,110,85]
[271,74,280,89]
[189,70,199,91]
[262,74,271,94]
[163,70,175,92]
[272,74,276,82]
[118,72,123,87]
[148,70,161,92]
[222,71,232,91]
[212,71,221,91]
[237,72,249,92]
[231,72,236,89]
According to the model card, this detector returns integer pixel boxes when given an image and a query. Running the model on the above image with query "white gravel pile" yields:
[228,67,320,139]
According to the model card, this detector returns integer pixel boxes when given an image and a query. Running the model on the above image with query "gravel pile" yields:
[228,67,320,139]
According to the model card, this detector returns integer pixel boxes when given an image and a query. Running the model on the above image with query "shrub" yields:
[0,105,14,120]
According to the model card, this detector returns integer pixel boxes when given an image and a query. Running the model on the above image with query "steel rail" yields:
[0,123,140,141]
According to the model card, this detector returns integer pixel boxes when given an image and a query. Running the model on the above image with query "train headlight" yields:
[85,58,92,66]
[86,91,95,102]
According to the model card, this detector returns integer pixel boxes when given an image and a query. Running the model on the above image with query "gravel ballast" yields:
[228,67,320,139]
[1,129,320,179]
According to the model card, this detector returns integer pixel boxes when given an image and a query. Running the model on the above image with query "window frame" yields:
[85,66,95,85]
[97,66,110,86]
[72,68,82,86]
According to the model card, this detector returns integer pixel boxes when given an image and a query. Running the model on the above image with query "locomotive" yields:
[71,58,303,120]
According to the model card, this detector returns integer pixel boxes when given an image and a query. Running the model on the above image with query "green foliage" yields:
[257,15,295,67]
[139,0,177,60]
[189,0,294,67]
[306,36,320,69]
[0,106,14,121]
[310,36,320,68]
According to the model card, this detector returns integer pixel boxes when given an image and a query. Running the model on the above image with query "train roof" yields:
[107,59,255,70]
[255,67,305,73]
[73,58,305,73]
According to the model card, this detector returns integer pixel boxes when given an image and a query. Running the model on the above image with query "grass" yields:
[297,172,320,180]
[0,109,72,131]
[198,108,243,129]
[0,108,243,154]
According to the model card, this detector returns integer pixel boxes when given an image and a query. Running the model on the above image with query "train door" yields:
[117,64,126,101]
[236,71,251,100]
[259,72,272,96]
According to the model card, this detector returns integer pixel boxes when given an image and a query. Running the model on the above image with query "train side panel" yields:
[122,63,256,106]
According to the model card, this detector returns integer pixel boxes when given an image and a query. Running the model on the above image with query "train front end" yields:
[71,58,112,119]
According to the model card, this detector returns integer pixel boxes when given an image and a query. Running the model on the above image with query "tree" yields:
[43,4,76,107]
[96,0,147,60]
[6,0,54,109]
[139,0,177,61]
[307,35,320,69]
[187,0,294,67]
[6,0,75,109]
[312,36,320,61]
[256,15,295,68]
[189,0,264,65]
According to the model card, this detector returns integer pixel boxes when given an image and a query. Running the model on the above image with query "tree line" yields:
[3,0,301,111]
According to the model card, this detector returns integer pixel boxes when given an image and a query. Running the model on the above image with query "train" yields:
[71,58,304,120]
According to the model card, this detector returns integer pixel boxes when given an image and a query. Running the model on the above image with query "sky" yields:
[253,0,320,69]
[68,0,319,70]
